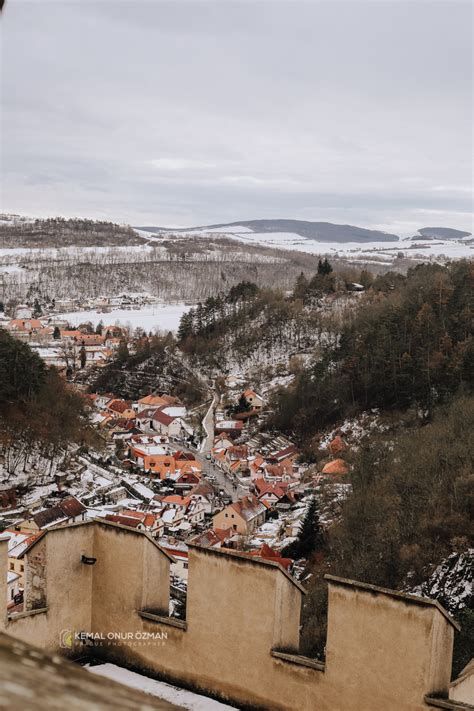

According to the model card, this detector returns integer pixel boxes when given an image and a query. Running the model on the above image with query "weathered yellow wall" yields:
[91,522,170,632]
[3,521,459,711]
[212,507,247,534]
[324,580,455,711]
[0,534,9,625]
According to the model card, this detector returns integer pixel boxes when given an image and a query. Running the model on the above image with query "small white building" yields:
[7,571,21,606]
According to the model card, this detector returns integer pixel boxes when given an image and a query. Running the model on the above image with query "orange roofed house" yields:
[321,458,349,476]
[136,394,180,413]
[7,319,43,340]
[243,389,264,410]
[105,399,136,420]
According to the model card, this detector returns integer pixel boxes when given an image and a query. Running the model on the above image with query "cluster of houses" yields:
[211,388,304,495]
[88,392,194,444]
[2,314,125,371]
[1,379,352,614]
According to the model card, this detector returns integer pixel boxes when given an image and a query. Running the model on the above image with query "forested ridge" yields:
[174,259,473,669]
[90,332,205,406]
[0,217,141,247]
[270,260,473,440]
[0,329,95,477]
[176,263,360,376]
[300,394,473,676]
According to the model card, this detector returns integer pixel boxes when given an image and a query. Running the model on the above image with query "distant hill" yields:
[415,227,472,241]
[136,219,400,243]
[0,217,142,248]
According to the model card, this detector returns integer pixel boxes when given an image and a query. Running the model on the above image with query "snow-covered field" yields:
[86,663,234,710]
[0,245,158,258]
[176,228,474,262]
[56,303,190,332]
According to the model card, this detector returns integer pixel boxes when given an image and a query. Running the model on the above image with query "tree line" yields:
[270,260,473,441]
[0,329,96,478]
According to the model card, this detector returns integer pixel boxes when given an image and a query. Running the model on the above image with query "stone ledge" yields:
[271,650,325,671]
[425,696,474,710]
[138,610,187,630]
[8,606,48,622]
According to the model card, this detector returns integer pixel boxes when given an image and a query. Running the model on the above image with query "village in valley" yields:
[0,304,352,616]
[1,1,472,707]
[0,296,159,371]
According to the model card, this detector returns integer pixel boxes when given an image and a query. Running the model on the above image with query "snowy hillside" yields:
[409,550,473,614]
[137,221,473,265]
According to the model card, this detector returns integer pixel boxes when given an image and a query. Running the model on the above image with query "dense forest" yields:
[176,264,362,378]
[299,394,473,676]
[0,217,141,247]
[0,329,95,478]
[270,260,473,440]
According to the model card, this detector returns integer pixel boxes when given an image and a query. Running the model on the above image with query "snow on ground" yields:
[409,549,473,614]
[134,229,168,242]
[0,264,25,273]
[55,303,191,332]
[184,225,255,235]
[174,229,473,262]
[0,245,159,258]
[86,663,235,710]
[318,410,388,450]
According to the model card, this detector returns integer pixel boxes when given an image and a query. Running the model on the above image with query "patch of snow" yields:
[86,662,234,709]
[176,228,473,262]
[409,550,473,614]
[55,303,191,333]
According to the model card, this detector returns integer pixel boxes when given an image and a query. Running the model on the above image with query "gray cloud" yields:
[2,0,472,234]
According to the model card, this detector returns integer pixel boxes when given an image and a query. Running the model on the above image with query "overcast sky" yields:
[2,0,472,234]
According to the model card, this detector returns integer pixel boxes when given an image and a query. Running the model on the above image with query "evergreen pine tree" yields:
[116,339,130,362]
[293,272,309,300]
[32,298,42,318]
[178,312,194,341]
[282,497,325,559]
[317,258,333,276]
[324,258,333,275]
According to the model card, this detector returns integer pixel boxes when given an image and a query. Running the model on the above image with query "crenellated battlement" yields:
[0,520,462,711]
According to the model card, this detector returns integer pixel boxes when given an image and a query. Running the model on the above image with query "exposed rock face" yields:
[410,550,473,614]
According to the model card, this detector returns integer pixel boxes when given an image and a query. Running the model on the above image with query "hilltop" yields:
[136,219,400,243]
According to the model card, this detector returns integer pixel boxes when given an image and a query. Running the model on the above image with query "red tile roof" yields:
[272,445,298,461]
[329,435,348,454]
[250,543,293,571]
[58,496,87,518]
[108,399,132,414]
[104,514,141,528]
[152,410,175,426]
[162,495,185,505]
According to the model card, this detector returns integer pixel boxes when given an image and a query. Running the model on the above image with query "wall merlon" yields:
[188,541,307,594]
[2,521,459,711]
[325,574,460,631]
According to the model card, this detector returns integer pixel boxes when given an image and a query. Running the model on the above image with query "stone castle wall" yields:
[0,520,460,711]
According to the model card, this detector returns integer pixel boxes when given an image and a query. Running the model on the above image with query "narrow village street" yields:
[200,390,218,455]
